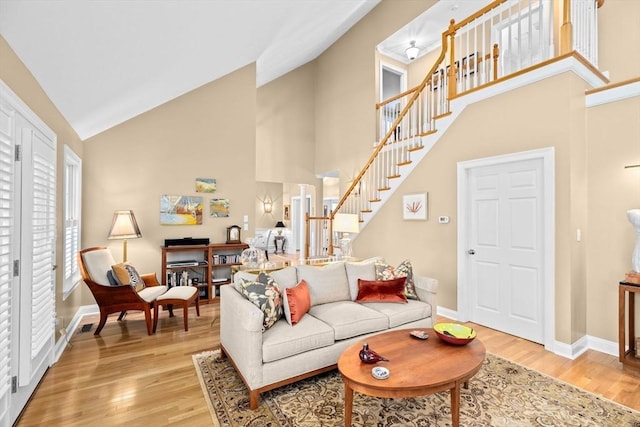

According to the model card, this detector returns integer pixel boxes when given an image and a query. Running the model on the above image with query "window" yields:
[63,145,81,299]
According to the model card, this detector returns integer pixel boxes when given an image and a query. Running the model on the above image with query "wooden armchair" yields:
[78,246,168,335]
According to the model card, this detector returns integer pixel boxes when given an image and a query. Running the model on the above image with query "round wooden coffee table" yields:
[338,328,485,427]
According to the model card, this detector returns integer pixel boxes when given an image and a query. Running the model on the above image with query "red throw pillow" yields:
[286,280,311,325]
[356,277,408,303]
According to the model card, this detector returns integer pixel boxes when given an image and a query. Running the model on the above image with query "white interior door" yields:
[458,149,554,347]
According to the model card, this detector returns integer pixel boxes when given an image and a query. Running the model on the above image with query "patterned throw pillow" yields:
[111,263,146,292]
[375,259,417,299]
[239,272,283,331]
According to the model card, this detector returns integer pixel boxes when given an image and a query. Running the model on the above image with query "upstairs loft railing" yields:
[304,0,602,260]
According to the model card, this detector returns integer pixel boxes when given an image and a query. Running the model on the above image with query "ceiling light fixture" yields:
[406,40,419,61]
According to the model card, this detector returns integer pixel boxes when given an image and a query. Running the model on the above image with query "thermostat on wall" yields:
[438,216,450,224]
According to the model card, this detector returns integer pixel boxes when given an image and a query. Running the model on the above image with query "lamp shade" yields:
[275,221,286,228]
[108,210,142,239]
[333,213,359,234]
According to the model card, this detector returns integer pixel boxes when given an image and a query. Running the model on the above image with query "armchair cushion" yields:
[82,248,117,286]
[111,263,146,292]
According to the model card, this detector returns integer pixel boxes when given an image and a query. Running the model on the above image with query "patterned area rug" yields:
[192,350,640,426]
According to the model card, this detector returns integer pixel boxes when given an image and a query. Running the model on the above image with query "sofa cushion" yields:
[375,259,417,300]
[362,299,432,328]
[296,262,350,306]
[239,272,283,331]
[345,257,379,300]
[283,280,311,325]
[111,263,146,292]
[261,314,335,363]
[269,266,298,289]
[308,301,388,340]
[356,278,408,304]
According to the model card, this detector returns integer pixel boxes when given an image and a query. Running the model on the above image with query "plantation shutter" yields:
[18,126,55,387]
[0,101,15,423]
[63,147,81,297]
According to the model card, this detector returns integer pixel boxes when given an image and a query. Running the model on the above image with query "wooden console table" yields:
[619,281,640,368]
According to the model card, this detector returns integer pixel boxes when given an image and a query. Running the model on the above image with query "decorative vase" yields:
[240,237,266,268]
[358,342,389,364]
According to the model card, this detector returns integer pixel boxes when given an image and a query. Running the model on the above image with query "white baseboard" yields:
[436,306,619,360]
[436,306,458,320]
[53,304,99,363]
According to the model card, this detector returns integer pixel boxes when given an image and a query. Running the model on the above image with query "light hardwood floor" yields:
[15,303,640,426]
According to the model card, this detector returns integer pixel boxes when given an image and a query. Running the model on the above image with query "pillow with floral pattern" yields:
[239,272,283,331]
[374,259,417,300]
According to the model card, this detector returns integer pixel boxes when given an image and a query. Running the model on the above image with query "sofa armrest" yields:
[219,284,266,388]
[414,275,437,313]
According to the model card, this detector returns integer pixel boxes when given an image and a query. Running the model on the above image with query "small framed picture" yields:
[403,193,427,220]
[226,225,241,244]
[284,205,290,220]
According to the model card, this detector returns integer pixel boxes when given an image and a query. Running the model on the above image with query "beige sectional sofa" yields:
[219,259,438,409]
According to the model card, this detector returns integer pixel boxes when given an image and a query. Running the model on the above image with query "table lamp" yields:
[333,213,359,258]
[275,221,286,235]
[108,210,142,262]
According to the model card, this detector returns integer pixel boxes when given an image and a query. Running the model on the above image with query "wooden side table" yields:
[619,281,640,368]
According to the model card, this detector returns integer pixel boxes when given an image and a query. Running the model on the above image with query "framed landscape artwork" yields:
[210,198,230,217]
[196,178,217,193]
[160,195,203,225]
[403,193,427,220]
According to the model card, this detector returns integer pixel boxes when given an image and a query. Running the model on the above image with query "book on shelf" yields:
[212,277,228,283]
[212,254,241,265]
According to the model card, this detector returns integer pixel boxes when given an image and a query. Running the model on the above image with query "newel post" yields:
[447,19,457,100]
[560,0,573,55]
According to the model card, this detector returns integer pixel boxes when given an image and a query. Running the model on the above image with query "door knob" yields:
[467,249,475,255]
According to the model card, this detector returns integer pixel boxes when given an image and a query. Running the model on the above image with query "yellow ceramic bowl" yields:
[433,323,477,345]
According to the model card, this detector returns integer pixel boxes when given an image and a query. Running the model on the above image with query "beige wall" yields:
[0,36,84,334]
[256,62,317,185]
[586,95,640,342]
[83,64,257,286]
[599,0,640,82]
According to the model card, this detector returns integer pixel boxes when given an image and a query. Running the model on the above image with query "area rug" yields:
[192,350,640,426]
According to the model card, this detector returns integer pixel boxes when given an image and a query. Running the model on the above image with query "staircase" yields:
[305,0,604,259]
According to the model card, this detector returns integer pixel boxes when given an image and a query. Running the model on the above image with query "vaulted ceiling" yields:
[0,0,487,141]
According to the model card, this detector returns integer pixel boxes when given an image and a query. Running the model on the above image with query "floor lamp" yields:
[333,213,359,259]
[108,210,142,262]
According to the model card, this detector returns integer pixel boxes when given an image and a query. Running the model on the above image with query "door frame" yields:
[456,147,555,351]
[379,61,407,102]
